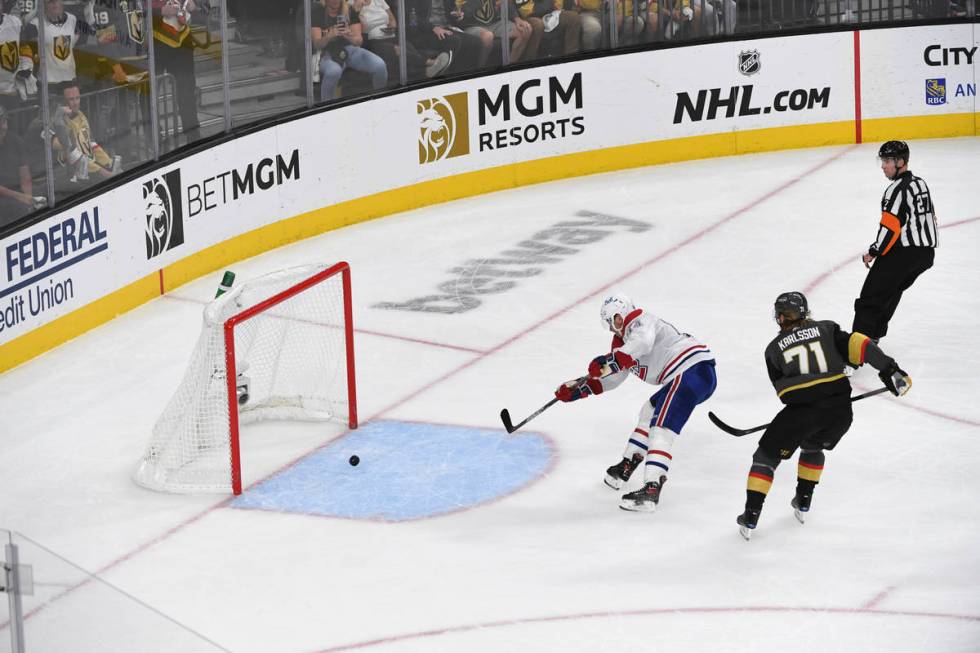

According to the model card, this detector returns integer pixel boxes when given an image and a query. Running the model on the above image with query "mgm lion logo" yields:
[143,169,185,259]
[417,92,469,165]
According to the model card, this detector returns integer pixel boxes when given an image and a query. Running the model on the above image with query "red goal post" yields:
[135,262,357,495]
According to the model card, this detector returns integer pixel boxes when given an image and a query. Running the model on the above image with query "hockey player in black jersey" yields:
[736,291,911,541]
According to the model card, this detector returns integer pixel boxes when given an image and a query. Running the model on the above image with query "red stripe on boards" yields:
[854,30,862,144]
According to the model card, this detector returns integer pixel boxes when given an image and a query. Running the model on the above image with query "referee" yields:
[853,140,937,342]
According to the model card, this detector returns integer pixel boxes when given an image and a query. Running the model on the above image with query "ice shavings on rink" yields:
[229,420,555,520]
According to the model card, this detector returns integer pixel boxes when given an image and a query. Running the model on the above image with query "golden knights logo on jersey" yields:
[417,92,469,164]
[53,34,72,60]
[0,41,18,73]
[474,0,495,24]
[143,169,185,259]
[127,9,145,44]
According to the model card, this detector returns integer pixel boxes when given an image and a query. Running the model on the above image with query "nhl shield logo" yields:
[417,92,470,164]
[738,50,761,76]
[53,35,72,61]
[143,169,185,259]
[127,10,145,45]
[925,78,946,106]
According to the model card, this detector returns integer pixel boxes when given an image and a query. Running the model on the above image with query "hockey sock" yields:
[644,427,676,484]
[746,446,780,510]
[796,449,824,494]
[624,426,649,460]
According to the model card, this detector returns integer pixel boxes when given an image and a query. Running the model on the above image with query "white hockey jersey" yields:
[597,309,714,391]
[0,14,32,96]
[29,11,78,84]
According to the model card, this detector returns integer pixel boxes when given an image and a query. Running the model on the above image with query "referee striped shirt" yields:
[871,171,938,256]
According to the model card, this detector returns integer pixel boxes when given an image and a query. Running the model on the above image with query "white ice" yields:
[1,138,979,652]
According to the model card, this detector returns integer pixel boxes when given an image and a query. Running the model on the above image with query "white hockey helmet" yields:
[600,293,635,334]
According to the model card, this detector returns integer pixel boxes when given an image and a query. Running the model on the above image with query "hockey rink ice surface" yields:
[2,137,979,652]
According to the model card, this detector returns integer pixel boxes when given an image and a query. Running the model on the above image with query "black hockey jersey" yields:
[764,319,880,406]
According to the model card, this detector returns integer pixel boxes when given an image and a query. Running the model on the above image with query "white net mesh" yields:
[134,264,352,494]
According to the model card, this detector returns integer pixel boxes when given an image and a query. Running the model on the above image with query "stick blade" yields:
[708,411,747,437]
[500,408,516,434]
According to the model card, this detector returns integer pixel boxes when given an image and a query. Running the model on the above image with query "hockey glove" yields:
[588,350,636,378]
[555,377,603,402]
[879,363,911,396]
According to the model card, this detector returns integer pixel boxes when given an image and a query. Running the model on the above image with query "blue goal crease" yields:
[230,420,554,521]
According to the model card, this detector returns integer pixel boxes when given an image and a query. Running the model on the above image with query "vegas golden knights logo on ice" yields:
[127,10,145,45]
[417,92,469,164]
[53,35,71,61]
[1,42,17,73]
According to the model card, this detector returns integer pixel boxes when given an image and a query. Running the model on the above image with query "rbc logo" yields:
[925,78,946,106]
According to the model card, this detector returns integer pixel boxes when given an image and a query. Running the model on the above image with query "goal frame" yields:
[222,261,357,494]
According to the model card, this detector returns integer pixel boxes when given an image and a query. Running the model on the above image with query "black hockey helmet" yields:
[774,291,809,322]
[878,140,909,162]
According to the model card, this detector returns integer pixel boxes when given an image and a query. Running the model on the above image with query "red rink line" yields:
[804,215,980,429]
[161,293,487,355]
[372,145,858,419]
[311,605,980,652]
[0,145,856,636]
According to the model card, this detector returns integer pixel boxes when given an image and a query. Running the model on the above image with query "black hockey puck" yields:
[349,455,360,467]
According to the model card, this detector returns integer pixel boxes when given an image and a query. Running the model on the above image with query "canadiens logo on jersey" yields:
[418,92,470,164]
[738,50,761,76]
[53,34,71,60]
[127,9,145,45]
[925,78,946,105]
[0,41,17,73]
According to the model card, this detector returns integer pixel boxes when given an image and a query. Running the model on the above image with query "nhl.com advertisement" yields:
[417,72,586,165]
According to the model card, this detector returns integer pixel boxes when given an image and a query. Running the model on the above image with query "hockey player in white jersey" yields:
[555,293,717,511]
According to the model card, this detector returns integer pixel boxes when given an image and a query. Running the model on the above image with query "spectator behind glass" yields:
[354,0,452,81]
[23,0,90,92]
[52,82,122,183]
[516,0,580,57]
[459,0,540,66]
[405,0,486,75]
[152,0,199,139]
[0,106,44,227]
[571,0,602,50]
[311,0,387,102]
[0,5,36,115]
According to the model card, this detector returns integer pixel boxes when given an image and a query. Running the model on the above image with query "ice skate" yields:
[619,476,666,512]
[604,453,643,490]
[791,493,811,524]
[737,509,761,540]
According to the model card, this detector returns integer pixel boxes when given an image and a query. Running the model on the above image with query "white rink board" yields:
[860,24,978,119]
[1,24,974,350]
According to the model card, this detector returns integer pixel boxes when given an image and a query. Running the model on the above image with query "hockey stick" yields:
[500,397,560,434]
[500,371,615,434]
[708,386,891,437]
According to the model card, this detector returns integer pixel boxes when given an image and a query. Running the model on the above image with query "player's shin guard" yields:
[793,449,824,522]
[740,447,779,538]
[644,427,676,484]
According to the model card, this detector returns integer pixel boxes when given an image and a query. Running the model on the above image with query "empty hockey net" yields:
[135,263,357,494]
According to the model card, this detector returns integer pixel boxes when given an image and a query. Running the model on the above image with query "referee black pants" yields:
[853,246,934,340]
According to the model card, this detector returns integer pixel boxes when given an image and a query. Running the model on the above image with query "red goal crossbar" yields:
[222,262,357,495]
